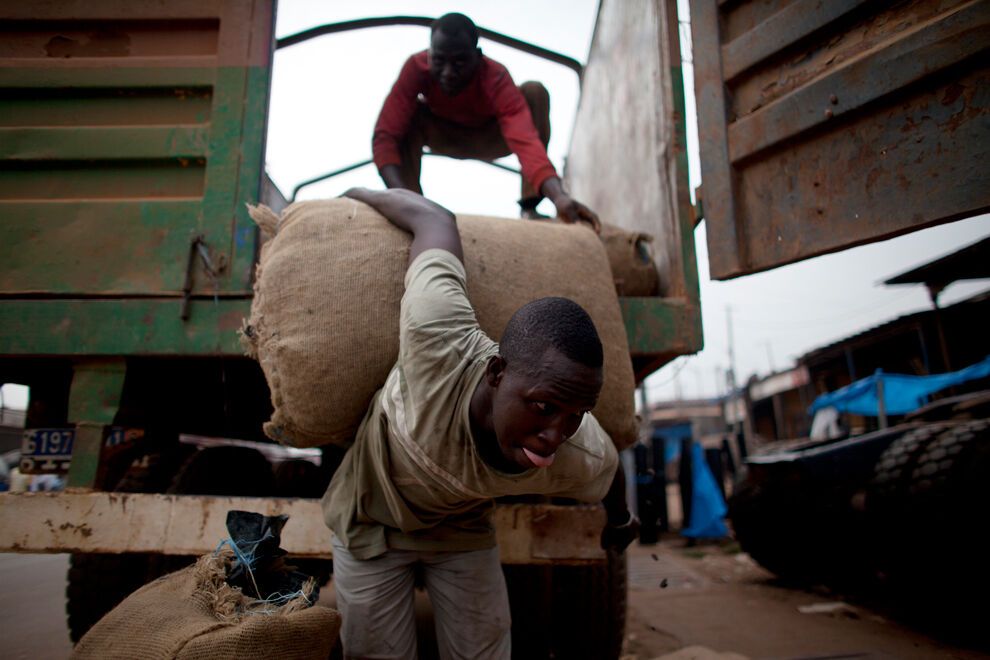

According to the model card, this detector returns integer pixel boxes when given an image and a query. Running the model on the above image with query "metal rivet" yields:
[824,109,834,119]
[829,94,838,105]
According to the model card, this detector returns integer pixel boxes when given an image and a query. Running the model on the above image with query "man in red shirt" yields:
[373,13,600,227]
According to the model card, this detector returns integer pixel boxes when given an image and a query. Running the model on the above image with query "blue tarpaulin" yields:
[809,355,990,416]
[681,443,729,539]
[652,423,692,464]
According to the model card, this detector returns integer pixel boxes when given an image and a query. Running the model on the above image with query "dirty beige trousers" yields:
[397,81,551,201]
[332,536,511,660]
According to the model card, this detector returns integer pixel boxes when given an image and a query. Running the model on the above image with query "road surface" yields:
[1,543,985,659]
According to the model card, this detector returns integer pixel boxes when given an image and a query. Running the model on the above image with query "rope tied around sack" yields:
[210,536,316,619]
[215,536,264,600]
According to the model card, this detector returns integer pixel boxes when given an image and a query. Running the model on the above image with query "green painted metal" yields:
[0,297,699,360]
[0,91,214,128]
[620,297,702,356]
[0,66,267,300]
[67,359,126,423]
[65,360,126,489]
[66,423,104,489]
[0,126,209,160]
[0,67,217,89]
[228,67,271,287]
[0,200,206,294]
[0,299,249,356]
[0,161,206,200]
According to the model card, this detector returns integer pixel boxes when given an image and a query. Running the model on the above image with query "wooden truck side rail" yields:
[0,494,606,565]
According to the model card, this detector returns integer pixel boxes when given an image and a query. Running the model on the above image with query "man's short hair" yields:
[500,297,604,371]
[431,13,479,47]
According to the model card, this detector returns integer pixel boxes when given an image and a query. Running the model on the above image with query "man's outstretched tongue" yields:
[523,448,556,468]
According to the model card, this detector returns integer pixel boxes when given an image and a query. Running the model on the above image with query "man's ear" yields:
[486,355,506,387]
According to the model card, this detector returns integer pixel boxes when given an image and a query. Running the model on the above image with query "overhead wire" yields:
[644,357,692,391]
[728,289,921,330]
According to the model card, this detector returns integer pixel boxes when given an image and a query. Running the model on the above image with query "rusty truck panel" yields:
[692,0,990,280]
[0,493,607,565]
[567,0,703,376]
[0,0,274,298]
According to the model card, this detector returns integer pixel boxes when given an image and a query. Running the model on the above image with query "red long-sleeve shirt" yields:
[372,50,558,194]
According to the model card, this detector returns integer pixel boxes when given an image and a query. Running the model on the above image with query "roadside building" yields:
[734,290,989,443]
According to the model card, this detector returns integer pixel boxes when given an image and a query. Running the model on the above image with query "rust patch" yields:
[199,505,210,536]
[45,32,131,58]
[941,82,965,106]
[218,309,246,332]
[107,492,129,514]
[730,0,959,118]
[58,521,94,537]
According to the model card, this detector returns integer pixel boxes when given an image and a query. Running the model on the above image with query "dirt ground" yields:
[2,544,986,659]
[621,537,987,660]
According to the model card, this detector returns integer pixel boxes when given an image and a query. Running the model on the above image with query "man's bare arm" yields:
[343,188,463,266]
[378,165,408,191]
[541,176,601,233]
[600,467,640,552]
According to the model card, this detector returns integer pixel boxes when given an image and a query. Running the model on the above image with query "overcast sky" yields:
[3,0,986,411]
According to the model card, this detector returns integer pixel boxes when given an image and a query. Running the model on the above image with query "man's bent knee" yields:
[517,81,550,147]
[518,81,550,105]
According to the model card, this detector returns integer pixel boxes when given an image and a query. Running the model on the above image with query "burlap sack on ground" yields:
[72,553,340,660]
[599,223,661,297]
[243,198,638,450]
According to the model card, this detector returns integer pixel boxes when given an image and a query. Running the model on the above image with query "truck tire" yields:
[503,564,553,659]
[551,549,627,660]
[906,420,989,580]
[868,422,957,506]
[909,418,988,502]
[869,419,989,624]
[865,422,958,570]
[503,550,627,660]
[728,479,808,580]
[66,553,158,643]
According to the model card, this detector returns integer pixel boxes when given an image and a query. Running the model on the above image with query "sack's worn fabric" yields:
[244,198,638,450]
[71,553,340,660]
[599,222,661,297]
[322,250,619,559]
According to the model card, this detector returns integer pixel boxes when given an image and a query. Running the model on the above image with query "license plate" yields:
[20,428,74,474]
[19,427,144,474]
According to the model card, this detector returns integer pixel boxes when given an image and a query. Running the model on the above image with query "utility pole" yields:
[725,305,751,452]
[764,341,776,373]
[726,306,737,394]
[692,367,704,400]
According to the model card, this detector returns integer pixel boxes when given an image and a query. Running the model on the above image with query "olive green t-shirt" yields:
[321,249,618,560]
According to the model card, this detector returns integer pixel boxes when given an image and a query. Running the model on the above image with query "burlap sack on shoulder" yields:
[72,553,340,660]
[243,198,638,450]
